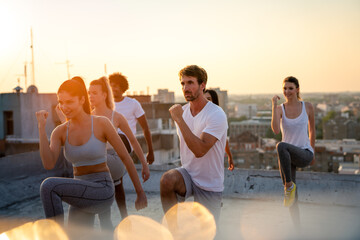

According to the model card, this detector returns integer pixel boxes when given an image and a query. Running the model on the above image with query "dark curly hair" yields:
[108,72,129,92]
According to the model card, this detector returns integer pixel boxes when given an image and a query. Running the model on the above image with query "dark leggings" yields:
[40,172,114,227]
[276,142,313,184]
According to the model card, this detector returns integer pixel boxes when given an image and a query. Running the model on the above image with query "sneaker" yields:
[284,182,296,207]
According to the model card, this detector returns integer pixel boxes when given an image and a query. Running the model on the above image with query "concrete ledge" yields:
[222,169,360,207]
[125,166,360,207]
[1,151,360,209]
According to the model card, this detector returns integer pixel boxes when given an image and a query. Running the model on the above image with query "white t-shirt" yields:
[114,97,145,135]
[177,102,228,192]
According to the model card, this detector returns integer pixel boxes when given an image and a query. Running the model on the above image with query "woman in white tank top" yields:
[271,76,316,208]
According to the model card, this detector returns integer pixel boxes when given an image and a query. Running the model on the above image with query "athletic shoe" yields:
[284,182,296,207]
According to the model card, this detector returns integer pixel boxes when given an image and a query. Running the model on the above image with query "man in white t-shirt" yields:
[160,65,228,224]
[109,72,154,218]
[109,72,154,164]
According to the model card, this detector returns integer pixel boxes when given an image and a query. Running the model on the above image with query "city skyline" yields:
[1,0,359,96]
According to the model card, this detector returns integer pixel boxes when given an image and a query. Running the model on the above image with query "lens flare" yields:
[2,222,34,240]
[114,215,173,240]
[0,219,68,240]
[162,202,216,240]
[33,219,68,240]
[0,233,10,240]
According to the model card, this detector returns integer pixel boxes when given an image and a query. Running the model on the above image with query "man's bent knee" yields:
[160,170,184,192]
[160,170,176,190]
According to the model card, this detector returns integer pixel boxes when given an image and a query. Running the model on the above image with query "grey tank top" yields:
[64,116,107,167]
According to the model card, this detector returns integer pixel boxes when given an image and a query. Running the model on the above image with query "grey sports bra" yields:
[64,116,107,167]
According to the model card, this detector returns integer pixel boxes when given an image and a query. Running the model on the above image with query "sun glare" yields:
[114,215,173,240]
[0,233,10,240]
[162,202,216,240]
[1,219,68,240]
[0,4,25,55]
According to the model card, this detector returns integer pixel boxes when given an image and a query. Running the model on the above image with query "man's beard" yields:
[184,87,201,102]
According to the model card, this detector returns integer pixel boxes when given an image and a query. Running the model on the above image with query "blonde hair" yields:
[90,76,114,110]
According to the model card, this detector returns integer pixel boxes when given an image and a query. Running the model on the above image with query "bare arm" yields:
[137,114,154,164]
[103,118,147,210]
[271,95,282,134]
[170,104,217,158]
[55,104,67,124]
[307,102,316,165]
[225,139,234,171]
[36,110,63,170]
[116,113,150,182]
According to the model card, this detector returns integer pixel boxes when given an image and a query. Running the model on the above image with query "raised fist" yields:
[169,104,183,123]
[272,95,280,106]
[36,110,49,127]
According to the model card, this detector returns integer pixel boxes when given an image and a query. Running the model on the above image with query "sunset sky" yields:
[0,0,359,96]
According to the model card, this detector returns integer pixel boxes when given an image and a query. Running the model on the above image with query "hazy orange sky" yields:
[0,0,359,96]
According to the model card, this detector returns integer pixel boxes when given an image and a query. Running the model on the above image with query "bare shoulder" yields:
[52,122,67,141]
[304,102,314,111]
[304,102,314,118]
[93,115,112,127]
[113,111,126,121]
[113,111,127,127]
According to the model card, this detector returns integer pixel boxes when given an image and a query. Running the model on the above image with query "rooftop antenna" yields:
[15,62,27,89]
[56,57,72,79]
[56,43,72,79]
[30,28,35,86]
[24,61,28,89]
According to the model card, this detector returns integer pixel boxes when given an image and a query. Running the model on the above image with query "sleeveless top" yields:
[280,101,314,153]
[106,111,115,150]
[64,116,107,167]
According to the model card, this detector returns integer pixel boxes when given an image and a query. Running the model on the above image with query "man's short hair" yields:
[178,65,207,85]
[109,72,129,92]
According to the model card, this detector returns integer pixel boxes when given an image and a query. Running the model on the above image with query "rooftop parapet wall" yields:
[1,152,359,209]
[124,165,360,207]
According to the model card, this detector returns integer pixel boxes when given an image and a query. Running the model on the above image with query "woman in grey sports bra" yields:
[36,77,147,232]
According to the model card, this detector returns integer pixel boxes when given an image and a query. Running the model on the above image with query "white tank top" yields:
[280,101,314,153]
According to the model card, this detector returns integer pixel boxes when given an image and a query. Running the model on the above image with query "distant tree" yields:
[316,119,323,139]
[265,127,282,141]
[316,125,323,139]
[322,111,336,124]
[343,110,354,117]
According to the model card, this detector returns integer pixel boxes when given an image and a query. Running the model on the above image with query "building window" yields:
[3,111,14,136]
[162,118,169,129]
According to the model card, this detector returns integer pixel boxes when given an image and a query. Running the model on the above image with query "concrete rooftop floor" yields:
[1,192,359,240]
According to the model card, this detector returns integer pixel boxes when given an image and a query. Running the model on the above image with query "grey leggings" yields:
[276,142,313,184]
[40,172,114,226]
